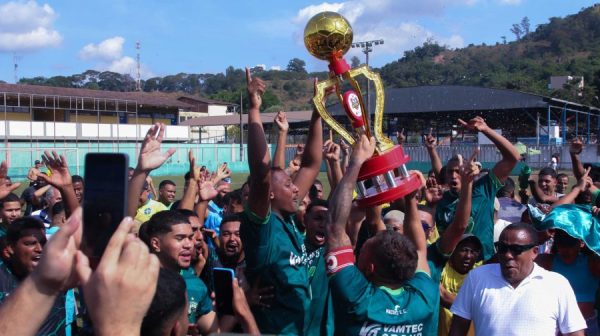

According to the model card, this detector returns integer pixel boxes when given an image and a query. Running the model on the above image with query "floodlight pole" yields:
[351,39,384,117]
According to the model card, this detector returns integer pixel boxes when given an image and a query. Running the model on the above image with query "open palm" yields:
[137,123,176,172]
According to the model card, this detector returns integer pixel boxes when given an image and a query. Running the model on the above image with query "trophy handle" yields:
[313,78,357,146]
[348,66,395,153]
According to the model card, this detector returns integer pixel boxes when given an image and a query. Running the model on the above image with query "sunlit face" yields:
[450,239,480,274]
[312,183,324,200]
[556,176,569,194]
[304,205,328,247]
[218,221,242,260]
[270,170,299,214]
[152,224,194,271]
[497,228,538,287]
[1,201,22,225]
[159,184,177,204]
[139,188,150,206]
[188,215,204,261]
[9,229,46,278]
[445,160,461,194]
[538,174,556,195]
[72,181,84,203]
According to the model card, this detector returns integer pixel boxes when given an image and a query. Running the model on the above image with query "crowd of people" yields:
[0,68,598,336]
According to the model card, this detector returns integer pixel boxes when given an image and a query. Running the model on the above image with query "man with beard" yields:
[241,68,323,335]
[0,217,72,335]
[0,193,23,236]
[144,210,215,334]
[215,214,247,290]
[435,117,520,261]
[71,175,84,204]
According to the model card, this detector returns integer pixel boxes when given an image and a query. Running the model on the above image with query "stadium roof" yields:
[180,110,313,127]
[0,83,195,109]
[328,85,600,116]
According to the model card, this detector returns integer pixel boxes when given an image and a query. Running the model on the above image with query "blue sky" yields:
[0,0,596,83]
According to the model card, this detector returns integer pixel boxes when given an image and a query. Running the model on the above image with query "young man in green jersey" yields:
[434,117,520,260]
[326,135,439,336]
[240,68,324,335]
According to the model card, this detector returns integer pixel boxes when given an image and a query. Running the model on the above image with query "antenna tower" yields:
[136,42,141,91]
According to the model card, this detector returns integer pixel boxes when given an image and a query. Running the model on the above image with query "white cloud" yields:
[79,36,125,61]
[0,1,62,52]
[295,1,466,61]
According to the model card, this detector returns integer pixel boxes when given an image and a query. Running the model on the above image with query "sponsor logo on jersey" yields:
[359,321,424,336]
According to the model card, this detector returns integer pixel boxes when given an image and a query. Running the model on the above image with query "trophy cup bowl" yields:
[304,12,422,207]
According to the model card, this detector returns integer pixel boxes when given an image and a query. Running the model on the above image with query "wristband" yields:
[326,246,355,276]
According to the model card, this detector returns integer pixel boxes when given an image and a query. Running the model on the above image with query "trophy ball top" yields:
[304,11,353,61]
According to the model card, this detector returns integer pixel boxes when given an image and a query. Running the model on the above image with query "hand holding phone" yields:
[213,268,235,315]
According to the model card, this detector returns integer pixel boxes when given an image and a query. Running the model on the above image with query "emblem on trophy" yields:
[304,11,421,207]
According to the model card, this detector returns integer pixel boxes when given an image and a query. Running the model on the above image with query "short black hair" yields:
[140,268,187,336]
[71,175,84,185]
[556,173,568,180]
[184,172,191,181]
[538,167,557,179]
[159,180,176,189]
[220,213,242,227]
[223,189,242,206]
[370,230,417,283]
[175,208,197,220]
[306,198,329,214]
[144,210,190,240]
[0,193,20,208]
[6,217,45,244]
[499,223,539,245]
[497,177,515,197]
[51,201,65,215]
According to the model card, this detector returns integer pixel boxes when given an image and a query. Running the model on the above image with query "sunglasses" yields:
[494,242,536,256]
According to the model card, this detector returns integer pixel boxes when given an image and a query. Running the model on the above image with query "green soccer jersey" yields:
[331,266,438,336]
[305,243,334,336]
[180,267,212,324]
[240,208,311,335]
[435,172,503,260]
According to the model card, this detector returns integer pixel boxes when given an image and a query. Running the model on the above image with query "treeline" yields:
[16,5,600,109]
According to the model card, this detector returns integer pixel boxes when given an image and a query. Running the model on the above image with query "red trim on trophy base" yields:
[356,173,422,208]
[358,145,410,181]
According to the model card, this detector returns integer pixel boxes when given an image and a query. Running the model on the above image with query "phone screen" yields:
[213,267,235,315]
[82,153,129,266]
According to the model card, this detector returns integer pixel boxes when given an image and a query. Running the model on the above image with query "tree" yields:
[287,58,307,73]
[521,17,531,35]
[511,24,523,40]
[351,56,361,68]
[501,36,507,44]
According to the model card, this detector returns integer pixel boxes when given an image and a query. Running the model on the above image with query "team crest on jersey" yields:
[385,305,408,316]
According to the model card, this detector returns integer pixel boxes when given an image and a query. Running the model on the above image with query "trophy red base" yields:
[355,145,422,208]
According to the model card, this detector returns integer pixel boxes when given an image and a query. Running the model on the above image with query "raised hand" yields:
[423,128,437,149]
[30,208,83,294]
[323,139,341,162]
[396,128,406,145]
[274,111,289,133]
[189,150,202,182]
[137,123,176,173]
[351,135,376,165]
[458,147,480,184]
[570,137,583,155]
[198,181,218,202]
[77,216,160,335]
[0,161,20,199]
[213,163,231,184]
[246,68,265,110]
[576,167,593,191]
[458,116,489,133]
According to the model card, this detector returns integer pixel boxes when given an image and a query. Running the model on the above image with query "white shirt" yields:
[451,263,586,336]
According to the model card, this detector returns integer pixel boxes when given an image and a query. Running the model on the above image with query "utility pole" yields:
[239,91,243,161]
[351,39,384,116]
[135,42,141,91]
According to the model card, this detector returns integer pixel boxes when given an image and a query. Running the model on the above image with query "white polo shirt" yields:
[451,263,586,335]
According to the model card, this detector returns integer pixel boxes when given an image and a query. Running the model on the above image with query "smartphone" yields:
[82,153,129,267]
[213,267,235,315]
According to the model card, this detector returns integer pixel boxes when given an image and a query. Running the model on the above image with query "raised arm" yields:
[272,111,289,170]
[245,68,270,218]
[323,139,343,192]
[327,135,375,250]
[39,151,78,217]
[438,151,476,254]
[423,128,442,180]
[0,161,21,200]
[459,117,520,182]
[403,172,430,275]
[293,79,324,199]
[570,138,586,180]
[550,167,591,210]
[127,123,176,217]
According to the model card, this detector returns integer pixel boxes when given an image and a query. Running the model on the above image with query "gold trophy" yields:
[304,11,421,207]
